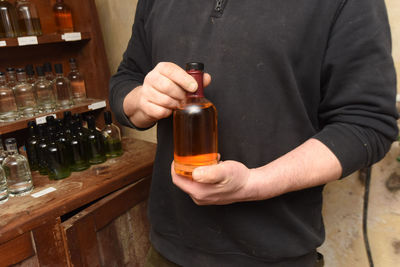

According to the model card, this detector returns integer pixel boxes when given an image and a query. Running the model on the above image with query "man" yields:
[109,0,398,266]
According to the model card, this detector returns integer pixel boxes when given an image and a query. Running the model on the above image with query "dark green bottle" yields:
[54,118,73,169]
[46,126,71,180]
[36,124,49,175]
[102,111,123,158]
[70,120,90,171]
[86,115,106,164]
[25,121,39,171]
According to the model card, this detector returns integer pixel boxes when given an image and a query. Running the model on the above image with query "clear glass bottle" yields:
[46,126,70,180]
[70,120,90,171]
[2,137,34,196]
[34,66,56,113]
[15,0,42,36]
[0,137,6,164]
[173,62,218,178]
[43,62,55,83]
[36,124,48,175]
[86,115,106,164]
[54,63,73,109]
[25,121,39,171]
[102,111,123,158]
[6,67,17,90]
[53,0,73,33]
[14,68,38,117]
[0,0,20,38]
[25,64,36,86]
[0,164,8,204]
[0,71,19,122]
[67,58,87,102]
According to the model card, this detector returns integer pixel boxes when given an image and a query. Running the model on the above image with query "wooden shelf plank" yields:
[0,32,91,48]
[0,98,107,134]
[0,138,157,244]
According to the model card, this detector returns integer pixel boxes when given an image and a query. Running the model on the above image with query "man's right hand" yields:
[123,62,211,128]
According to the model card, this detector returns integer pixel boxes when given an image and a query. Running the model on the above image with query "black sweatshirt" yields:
[109,0,398,266]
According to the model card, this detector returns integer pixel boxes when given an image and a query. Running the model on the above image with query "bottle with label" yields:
[34,66,56,113]
[25,64,36,86]
[70,120,90,171]
[86,115,106,164]
[0,0,20,38]
[54,63,73,109]
[0,71,19,122]
[53,0,74,33]
[173,62,218,178]
[14,68,38,117]
[36,124,49,175]
[102,111,123,158]
[25,121,39,171]
[67,58,87,102]
[2,137,34,196]
[15,0,42,36]
[46,126,70,180]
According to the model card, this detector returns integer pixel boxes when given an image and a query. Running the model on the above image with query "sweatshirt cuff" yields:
[313,123,367,178]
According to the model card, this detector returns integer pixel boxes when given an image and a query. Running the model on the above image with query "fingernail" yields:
[193,167,205,178]
[189,82,197,92]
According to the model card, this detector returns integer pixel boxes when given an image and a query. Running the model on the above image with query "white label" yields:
[88,100,106,110]
[17,36,38,46]
[36,113,57,124]
[31,187,57,198]
[61,32,82,41]
[0,41,6,47]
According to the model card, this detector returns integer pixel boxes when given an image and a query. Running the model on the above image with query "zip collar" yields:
[211,0,228,18]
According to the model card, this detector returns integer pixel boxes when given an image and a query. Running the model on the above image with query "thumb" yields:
[192,162,225,184]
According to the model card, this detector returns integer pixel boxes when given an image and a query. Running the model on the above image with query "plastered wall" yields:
[95,1,400,266]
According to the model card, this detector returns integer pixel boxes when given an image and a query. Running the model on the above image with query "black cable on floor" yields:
[362,166,374,267]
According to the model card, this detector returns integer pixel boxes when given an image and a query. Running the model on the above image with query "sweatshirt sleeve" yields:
[109,0,153,128]
[314,0,399,177]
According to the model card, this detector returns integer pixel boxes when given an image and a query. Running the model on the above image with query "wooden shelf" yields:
[0,32,91,48]
[0,138,157,244]
[0,98,107,134]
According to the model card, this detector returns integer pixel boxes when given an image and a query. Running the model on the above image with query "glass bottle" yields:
[70,120,90,171]
[43,62,55,83]
[25,121,39,171]
[14,68,38,117]
[86,115,106,164]
[6,67,17,90]
[54,118,73,169]
[2,137,34,196]
[25,64,36,86]
[36,124,48,175]
[34,66,56,113]
[0,0,20,38]
[0,71,19,122]
[15,0,42,36]
[0,164,8,204]
[46,126,70,180]
[102,111,123,158]
[54,63,73,109]
[0,137,6,164]
[173,62,218,178]
[67,58,86,102]
[53,0,73,33]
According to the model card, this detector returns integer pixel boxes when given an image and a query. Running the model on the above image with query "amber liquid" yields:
[55,12,73,33]
[173,99,218,178]
[18,17,42,36]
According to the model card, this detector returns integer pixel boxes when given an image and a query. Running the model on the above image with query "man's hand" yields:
[171,160,256,205]
[123,62,211,128]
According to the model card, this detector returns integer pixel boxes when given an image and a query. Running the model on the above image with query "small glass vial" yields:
[68,58,87,102]
[25,121,39,171]
[34,66,56,113]
[14,68,38,117]
[173,62,218,178]
[0,164,8,204]
[102,111,123,158]
[15,0,42,36]
[2,138,34,196]
[25,64,36,86]
[0,0,20,38]
[86,115,106,164]
[53,0,74,33]
[54,63,74,109]
[0,71,19,122]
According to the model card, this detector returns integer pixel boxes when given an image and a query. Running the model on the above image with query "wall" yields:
[95,1,400,266]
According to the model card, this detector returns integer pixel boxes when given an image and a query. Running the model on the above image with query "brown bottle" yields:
[173,62,218,179]
[53,0,74,33]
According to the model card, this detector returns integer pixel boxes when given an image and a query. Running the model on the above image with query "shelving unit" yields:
[0,32,91,47]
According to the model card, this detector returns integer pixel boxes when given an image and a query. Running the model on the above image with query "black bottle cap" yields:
[104,111,112,125]
[43,62,53,72]
[54,64,63,74]
[5,138,16,145]
[36,66,45,77]
[0,72,4,76]
[37,124,45,137]
[46,116,55,126]
[16,68,25,73]
[86,115,96,129]
[69,58,76,63]
[186,62,204,71]
[6,67,15,72]
[27,121,37,128]
[25,64,35,75]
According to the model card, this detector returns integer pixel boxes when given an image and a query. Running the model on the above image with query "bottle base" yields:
[174,157,218,179]
[9,185,34,197]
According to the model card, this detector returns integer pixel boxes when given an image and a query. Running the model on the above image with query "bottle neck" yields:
[187,69,204,97]
[0,76,6,85]
[5,144,18,154]
[17,72,27,82]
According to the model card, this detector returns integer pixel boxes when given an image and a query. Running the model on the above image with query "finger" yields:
[142,100,173,120]
[204,73,212,87]
[156,62,197,92]
[192,163,227,184]
[145,71,187,101]
[147,86,180,109]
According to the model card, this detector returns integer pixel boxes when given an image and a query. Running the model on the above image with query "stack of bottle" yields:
[0,0,74,38]
[0,59,87,122]
[25,111,123,181]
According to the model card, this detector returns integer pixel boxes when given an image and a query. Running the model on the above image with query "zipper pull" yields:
[215,0,224,12]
